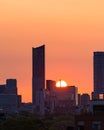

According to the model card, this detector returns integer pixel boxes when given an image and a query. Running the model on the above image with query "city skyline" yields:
[0,0,104,102]
[0,46,103,102]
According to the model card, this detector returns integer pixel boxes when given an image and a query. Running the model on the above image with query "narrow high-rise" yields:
[32,45,45,115]
[94,52,104,93]
[90,52,104,113]
[93,52,104,99]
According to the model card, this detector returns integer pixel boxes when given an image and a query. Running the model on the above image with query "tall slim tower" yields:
[92,52,104,100]
[32,45,45,115]
[94,52,104,93]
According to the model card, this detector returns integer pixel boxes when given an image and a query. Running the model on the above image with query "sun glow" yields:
[56,80,67,87]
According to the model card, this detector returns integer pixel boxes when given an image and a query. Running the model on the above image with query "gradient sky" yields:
[0,0,104,102]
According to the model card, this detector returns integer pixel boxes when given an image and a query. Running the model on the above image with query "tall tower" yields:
[93,52,104,99]
[32,45,45,115]
[94,52,104,93]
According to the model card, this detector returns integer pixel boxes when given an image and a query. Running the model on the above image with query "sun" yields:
[56,80,67,87]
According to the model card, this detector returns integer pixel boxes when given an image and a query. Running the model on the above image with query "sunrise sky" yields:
[0,0,104,102]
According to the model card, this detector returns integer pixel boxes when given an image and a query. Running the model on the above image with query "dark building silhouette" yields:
[0,79,17,95]
[75,52,104,130]
[80,93,90,113]
[75,114,104,130]
[81,93,90,107]
[4,79,17,94]
[46,80,56,91]
[0,85,5,93]
[93,52,104,99]
[32,45,45,115]
[90,52,104,113]
[78,94,81,107]
[0,79,21,112]
[45,80,56,113]
[53,85,78,114]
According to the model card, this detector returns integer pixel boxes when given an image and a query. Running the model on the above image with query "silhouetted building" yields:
[54,86,78,114]
[32,45,45,115]
[80,93,90,113]
[0,94,18,107]
[0,79,17,95]
[0,79,22,113]
[81,93,90,107]
[46,80,56,91]
[93,52,104,99]
[90,52,104,113]
[68,86,78,106]
[78,94,81,107]
[4,79,17,94]
[0,85,5,93]
[75,52,104,129]
[17,95,22,107]
[45,80,56,113]
[75,114,104,130]
[90,100,104,114]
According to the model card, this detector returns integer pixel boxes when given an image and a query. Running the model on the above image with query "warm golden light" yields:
[56,80,67,87]
[0,0,101,102]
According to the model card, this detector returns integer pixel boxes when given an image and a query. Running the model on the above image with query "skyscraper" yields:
[94,52,104,93]
[92,52,104,100]
[32,45,45,115]
[90,52,104,113]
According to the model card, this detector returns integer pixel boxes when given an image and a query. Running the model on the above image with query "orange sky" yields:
[0,0,104,102]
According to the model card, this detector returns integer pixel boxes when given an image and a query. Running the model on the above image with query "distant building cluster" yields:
[32,45,90,115]
[0,79,21,113]
[0,45,91,114]
[1,45,104,129]
[46,80,78,114]
[31,50,104,130]
[1,44,104,128]
[75,52,104,130]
